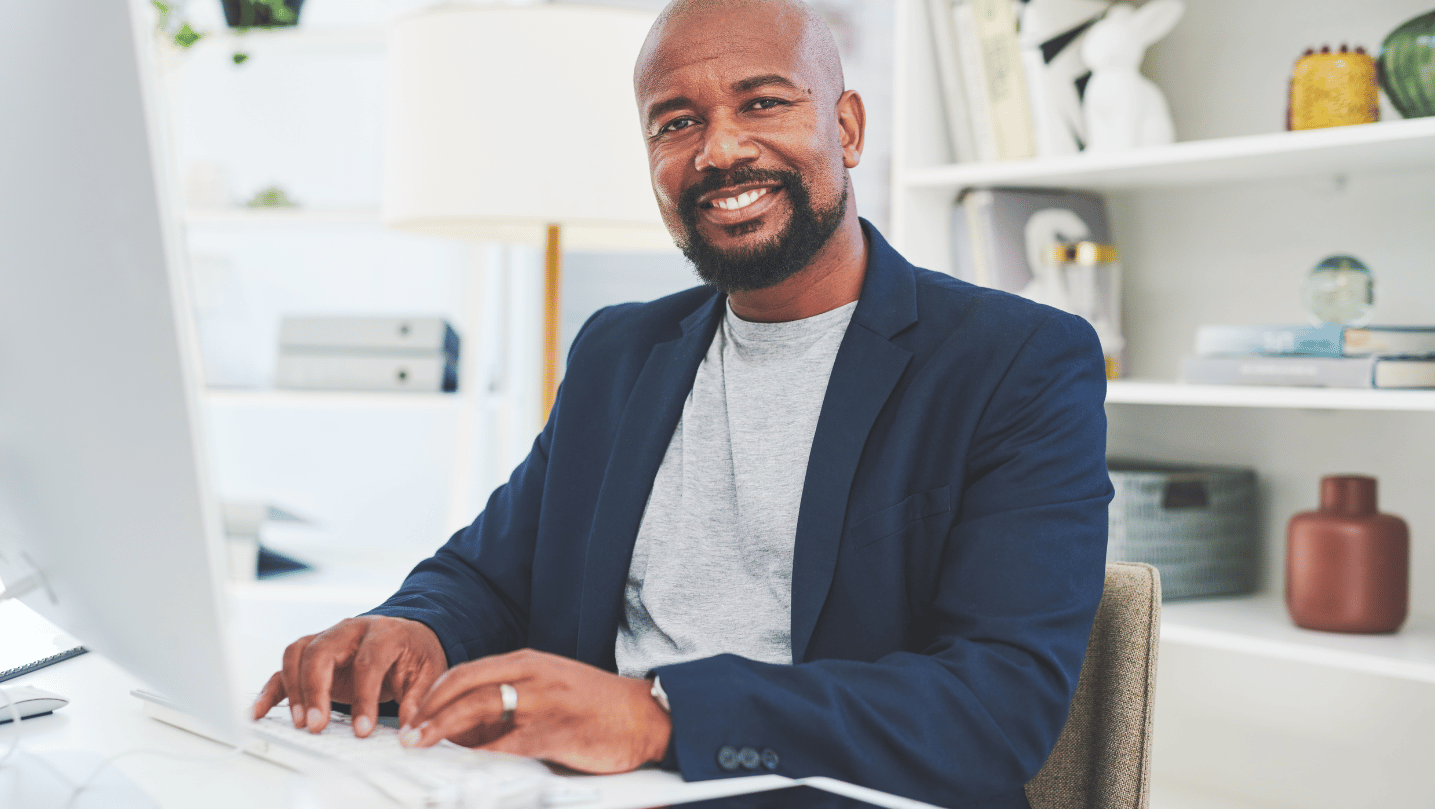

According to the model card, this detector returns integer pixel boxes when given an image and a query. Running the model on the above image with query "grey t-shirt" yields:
[615,299,858,678]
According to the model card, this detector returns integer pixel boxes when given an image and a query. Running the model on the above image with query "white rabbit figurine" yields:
[1080,0,1186,152]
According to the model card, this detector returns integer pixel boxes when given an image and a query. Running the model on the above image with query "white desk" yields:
[7,649,804,809]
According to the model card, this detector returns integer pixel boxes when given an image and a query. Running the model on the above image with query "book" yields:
[1195,325,1435,358]
[1180,355,1435,389]
[952,0,1033,161]
[951,1,999,161]
[1017,0,1111,157]
[926,0,980,163]
[276,351,458,392]
[279,316,460,358]
[0,600,86,684]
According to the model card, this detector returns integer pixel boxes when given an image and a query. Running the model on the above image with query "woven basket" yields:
[1108,460,1258,600]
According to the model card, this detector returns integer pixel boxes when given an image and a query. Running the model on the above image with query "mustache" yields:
[678,167,795,217]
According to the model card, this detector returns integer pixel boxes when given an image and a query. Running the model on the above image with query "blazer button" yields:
[760,748,779,771]
[717,745,740,772]
[738,747,761,771]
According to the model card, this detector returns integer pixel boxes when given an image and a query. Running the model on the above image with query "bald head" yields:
[635,0,845,105]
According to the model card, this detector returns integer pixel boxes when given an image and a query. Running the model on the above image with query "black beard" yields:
[676,167,847,294]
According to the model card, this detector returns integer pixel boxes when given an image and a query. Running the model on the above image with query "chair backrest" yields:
[1025,562,1161,809]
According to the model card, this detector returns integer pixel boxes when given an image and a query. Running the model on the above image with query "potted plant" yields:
[153,1,205,49]
[221,0,305,29]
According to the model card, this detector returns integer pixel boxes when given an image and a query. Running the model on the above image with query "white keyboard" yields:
[138,690,594,809]
[249,708,578,809]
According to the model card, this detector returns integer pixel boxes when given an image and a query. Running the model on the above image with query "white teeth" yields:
[712,188,768,211]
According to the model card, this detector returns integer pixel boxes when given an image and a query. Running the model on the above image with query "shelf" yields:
[184,208,382,226]
[1105,380,1435,411]
[203,388,467,410]
[191,27,387,53]
[900,117,1435,192]
[1161,595,1435,683]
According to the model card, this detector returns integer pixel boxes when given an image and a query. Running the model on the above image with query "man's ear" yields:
[837,89,865,169]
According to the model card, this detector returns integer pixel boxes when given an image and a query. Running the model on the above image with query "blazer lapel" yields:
[791,222,918,662]
[575,294,724,669]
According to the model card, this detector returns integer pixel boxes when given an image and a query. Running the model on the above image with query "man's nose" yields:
[694,115,759,171]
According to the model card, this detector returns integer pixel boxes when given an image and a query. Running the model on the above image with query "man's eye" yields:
[659,117,696,135]
[749,98,787,111]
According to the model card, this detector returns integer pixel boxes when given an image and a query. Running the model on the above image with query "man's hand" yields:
[401,648,671,774]
[250,616,448,738]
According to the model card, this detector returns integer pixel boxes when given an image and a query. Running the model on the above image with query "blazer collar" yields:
[790,219,917,661]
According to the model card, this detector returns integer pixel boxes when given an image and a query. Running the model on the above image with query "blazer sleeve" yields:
[653,311,1112,809]
[363,308,612,665]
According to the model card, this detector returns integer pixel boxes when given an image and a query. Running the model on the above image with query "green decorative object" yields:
[1377,9,1435,119]
[246,187,296,208]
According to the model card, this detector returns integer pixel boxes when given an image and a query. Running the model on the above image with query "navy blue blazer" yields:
[370,221,1111,809]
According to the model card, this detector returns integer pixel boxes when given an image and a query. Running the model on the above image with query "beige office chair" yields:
[1026,562,1162,809]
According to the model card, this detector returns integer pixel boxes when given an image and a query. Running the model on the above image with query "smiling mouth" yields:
[710,187,770,211]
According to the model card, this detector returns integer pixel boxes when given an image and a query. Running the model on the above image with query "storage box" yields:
[1107,460,1259,600]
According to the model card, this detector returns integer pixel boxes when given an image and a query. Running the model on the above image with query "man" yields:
[252,1,1112,805]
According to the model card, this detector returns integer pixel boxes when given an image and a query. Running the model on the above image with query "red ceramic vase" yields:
[1286,475,1408,633]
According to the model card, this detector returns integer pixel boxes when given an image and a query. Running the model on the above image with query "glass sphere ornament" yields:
[1302,254,1373,326]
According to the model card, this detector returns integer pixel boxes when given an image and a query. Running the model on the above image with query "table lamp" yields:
[382,3,671,421]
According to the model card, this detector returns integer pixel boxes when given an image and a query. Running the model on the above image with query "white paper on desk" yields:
[0,599,82,676]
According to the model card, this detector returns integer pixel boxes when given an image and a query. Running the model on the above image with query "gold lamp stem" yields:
[542,223,562,422]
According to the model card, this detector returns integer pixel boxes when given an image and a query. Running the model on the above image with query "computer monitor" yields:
[0,1,243,740]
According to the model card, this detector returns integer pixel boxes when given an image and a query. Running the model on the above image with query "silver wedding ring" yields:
[498,682,517,723]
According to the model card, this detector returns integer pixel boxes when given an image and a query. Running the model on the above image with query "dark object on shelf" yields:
[1378,10,1435,119]
[1287,45,1379,130]
[1107,460,1258,600]
[1286,475,1408,634]
[257,544,311,579]
[221,0,304,29]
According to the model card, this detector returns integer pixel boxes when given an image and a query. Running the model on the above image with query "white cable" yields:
[62,743,249,809]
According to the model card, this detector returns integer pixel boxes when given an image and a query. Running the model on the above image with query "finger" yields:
[409,683,511,748]
[280,636,315,727]
[348,642,399,738]
[296,624,365,734]
[396,664,444,732]
[408,653,533,731]
[251,672,287,720]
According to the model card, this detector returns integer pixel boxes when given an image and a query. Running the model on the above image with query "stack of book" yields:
[927,0,1112,163]
[1181,325,1435,389]
[276,316,460,393]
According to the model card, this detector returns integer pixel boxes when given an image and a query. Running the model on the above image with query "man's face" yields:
[635,5,859,293]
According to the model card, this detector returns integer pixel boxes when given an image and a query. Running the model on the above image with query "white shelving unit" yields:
[185,207,383,226]
[900,116,1435,191]
[892,1,1435,806]
[1106,380,1435,412]
[1162,597,1435,684]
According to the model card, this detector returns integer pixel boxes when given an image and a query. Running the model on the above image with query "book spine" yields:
[926,0,979,163]
[276,352,457,392]
[972,0,1036,160]
[279,317,458,354]
[952,2,998,162]
[1194,324,1346,357]
[961,189,996,287]
[949,200,977,283]
[1180,355,1378,388]
[1021,46,1066,158]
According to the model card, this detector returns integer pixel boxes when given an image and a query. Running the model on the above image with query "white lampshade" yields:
[382,4,673,250]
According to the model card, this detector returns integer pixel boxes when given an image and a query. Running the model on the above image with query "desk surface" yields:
[8,650,804,809]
